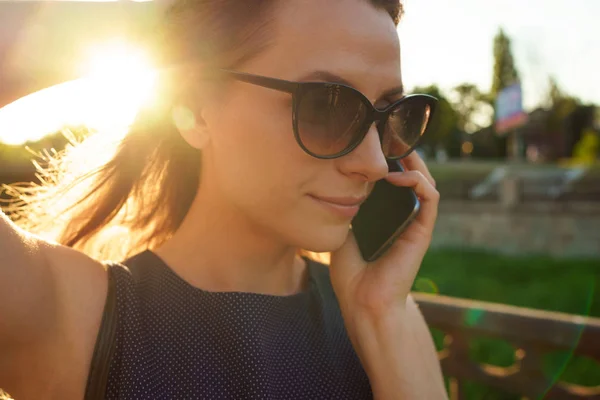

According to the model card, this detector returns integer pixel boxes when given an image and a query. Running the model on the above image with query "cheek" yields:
[206,99,351,250]
[210,97,310,212]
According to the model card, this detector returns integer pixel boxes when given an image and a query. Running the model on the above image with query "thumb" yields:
[329,229,367,292]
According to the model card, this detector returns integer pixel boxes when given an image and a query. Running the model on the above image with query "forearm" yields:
[351,307,448,400]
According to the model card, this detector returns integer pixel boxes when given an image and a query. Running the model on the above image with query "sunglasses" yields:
[210,69,438,160]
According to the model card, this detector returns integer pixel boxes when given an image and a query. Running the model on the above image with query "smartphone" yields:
[351,160,420,262]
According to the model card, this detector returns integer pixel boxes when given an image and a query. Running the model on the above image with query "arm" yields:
[353,295,447,400]
[0,210,59,395]
[0,210,108,398]
[0,211,58,345]
[329,152,445,399]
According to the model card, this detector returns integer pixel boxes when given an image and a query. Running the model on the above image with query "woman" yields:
[0,0,447,398]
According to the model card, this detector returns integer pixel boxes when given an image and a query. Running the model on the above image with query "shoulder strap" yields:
[307,260,347,331]
[308,261,337,303]
[84,263,119,400]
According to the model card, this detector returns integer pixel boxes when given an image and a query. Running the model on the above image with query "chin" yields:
[293,220,351,253]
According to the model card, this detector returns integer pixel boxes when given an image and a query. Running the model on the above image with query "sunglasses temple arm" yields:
[218,69,299,94]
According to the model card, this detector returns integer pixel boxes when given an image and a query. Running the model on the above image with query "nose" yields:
[336,123,389,182]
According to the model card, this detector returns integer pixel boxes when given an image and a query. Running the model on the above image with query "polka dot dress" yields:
[95,250,373,399]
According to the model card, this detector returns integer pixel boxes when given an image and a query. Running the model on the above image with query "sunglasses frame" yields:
[215,69,438,160]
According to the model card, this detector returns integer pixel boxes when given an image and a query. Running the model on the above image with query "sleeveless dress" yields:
[84,250,373,399]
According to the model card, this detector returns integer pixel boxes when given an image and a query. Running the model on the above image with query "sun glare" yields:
[0,40,158,146]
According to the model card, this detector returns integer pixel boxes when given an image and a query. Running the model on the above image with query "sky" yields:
[398,0,600,110]
[0,0,598,144]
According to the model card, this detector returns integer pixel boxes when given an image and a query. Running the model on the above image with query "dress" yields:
[84,250,373,399]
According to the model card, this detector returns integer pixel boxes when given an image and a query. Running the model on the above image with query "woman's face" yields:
[199,0,403,252]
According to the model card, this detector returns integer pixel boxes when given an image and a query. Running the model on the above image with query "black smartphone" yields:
[351,160,420,262]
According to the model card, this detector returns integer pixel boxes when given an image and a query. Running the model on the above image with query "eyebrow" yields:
[298,70,405,99]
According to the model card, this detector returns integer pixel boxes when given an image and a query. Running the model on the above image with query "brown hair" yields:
[5,0,404,262]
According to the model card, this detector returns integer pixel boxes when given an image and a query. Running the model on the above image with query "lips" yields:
[310,195,367,207]
[308,194,367,218]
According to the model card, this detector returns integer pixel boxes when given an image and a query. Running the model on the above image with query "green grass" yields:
[415,248,600,399]
[416,249,599,315]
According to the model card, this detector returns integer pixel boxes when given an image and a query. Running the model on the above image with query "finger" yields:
[386,170,439,230]
[400,152,436,188]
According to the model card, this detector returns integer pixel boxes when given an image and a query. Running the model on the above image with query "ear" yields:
[172,104,211,150]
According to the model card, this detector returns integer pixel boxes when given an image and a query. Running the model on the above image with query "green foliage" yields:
[546,76,565,108]
[546,77,580,132]
[413,85,459,154]
[0,130,70,170]
[572,129,600,165]
[0,142,31,165]
[451,83,493,134]
[491,28,520,99]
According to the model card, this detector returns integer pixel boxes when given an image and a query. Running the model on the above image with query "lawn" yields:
[415,248,600,399]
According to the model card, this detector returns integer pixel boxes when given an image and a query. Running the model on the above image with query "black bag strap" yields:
[84,263,119,400]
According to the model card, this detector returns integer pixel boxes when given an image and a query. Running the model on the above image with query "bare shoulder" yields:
[0,212,108,343]
[42,242,109,333]
[0,236,109,398]
[43,242,108,292]
[38,243,109,397]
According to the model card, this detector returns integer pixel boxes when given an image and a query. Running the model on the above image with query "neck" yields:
[154,180,308,296]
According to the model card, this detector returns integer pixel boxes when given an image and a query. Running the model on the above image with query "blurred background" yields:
[0,0,598,399]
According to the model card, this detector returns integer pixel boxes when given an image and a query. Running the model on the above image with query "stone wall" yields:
[432,201,600,258]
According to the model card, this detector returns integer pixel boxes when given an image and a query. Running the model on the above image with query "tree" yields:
[450,83,493,134]
[565,105,595,158]
[412,85,460,158]
[543,77,581,157]
[489,29,522,159]
[572,128,599,165]
[546,76,563,109]
[545,77,579,122]
[491,28,520,99]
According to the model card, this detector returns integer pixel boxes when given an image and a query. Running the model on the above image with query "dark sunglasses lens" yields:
[296,85,367,156]
[381,97,433,158]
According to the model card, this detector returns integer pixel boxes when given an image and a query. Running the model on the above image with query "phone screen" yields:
[350,161,420,262]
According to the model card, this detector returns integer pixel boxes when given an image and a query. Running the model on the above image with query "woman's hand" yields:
[329,151,439,319]
[328,152,446,399]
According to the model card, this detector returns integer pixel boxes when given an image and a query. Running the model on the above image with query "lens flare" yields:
[0,40,158,145]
